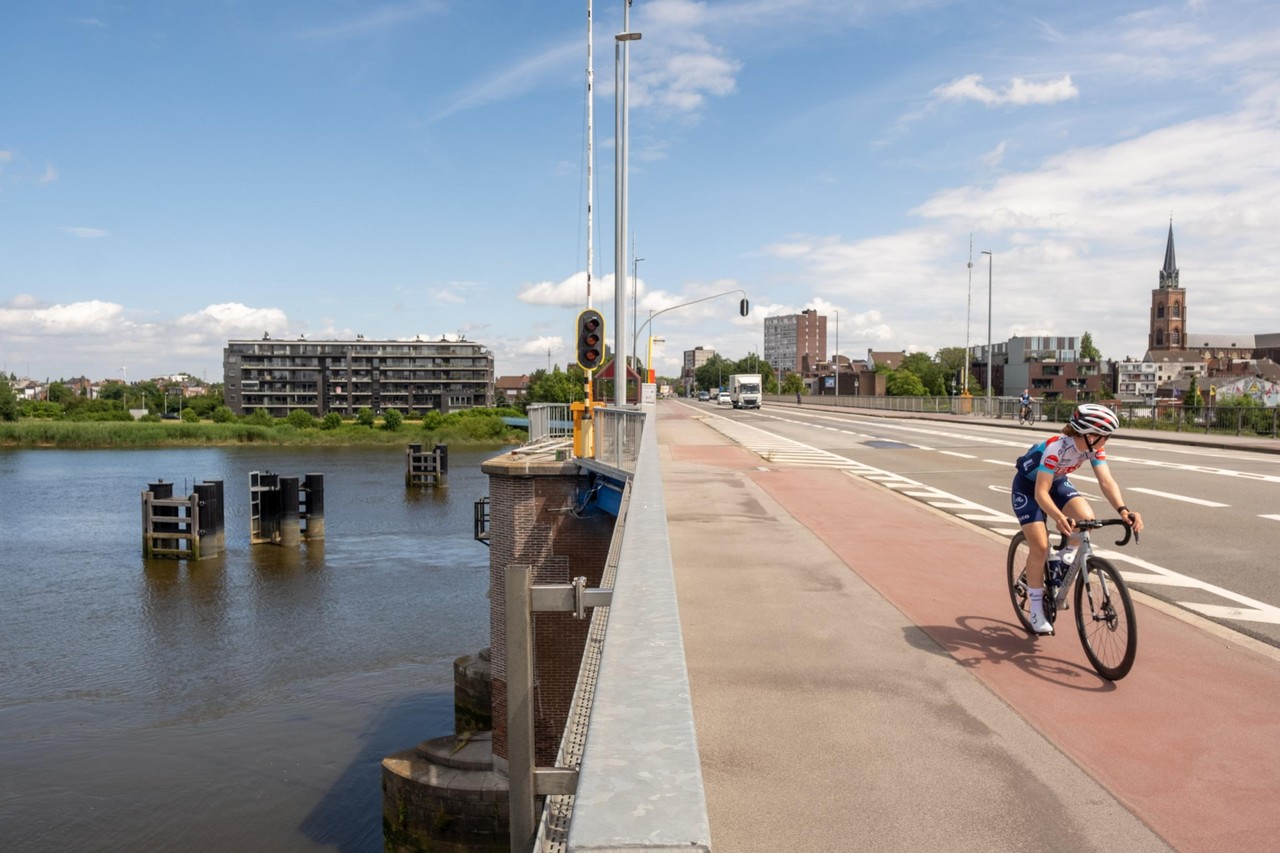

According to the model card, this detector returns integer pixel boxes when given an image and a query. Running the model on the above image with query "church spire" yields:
[1159,219,1179,289]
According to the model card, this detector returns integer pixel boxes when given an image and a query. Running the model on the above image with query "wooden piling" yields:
[278,477,301,548]
[302,473,325,540]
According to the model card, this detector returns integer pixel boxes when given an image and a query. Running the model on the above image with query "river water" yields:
[0,445,498,851]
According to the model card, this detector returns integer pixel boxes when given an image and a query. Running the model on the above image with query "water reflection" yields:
[0,444,499,850]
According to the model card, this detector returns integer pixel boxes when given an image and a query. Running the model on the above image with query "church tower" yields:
[1148,221,1186,353]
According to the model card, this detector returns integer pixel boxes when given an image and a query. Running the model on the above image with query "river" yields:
[0,445,498,851]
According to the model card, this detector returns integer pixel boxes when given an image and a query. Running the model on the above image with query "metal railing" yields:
[765,394,1279,438]
[591,406,645,474]
[526,403,574,444]
[505,407,711,852]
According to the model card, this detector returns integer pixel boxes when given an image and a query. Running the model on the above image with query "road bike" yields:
[1007,518,1139,680]
[1018,403,1036,425]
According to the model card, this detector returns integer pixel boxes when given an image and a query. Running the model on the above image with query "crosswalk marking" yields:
[695,408,1280,629]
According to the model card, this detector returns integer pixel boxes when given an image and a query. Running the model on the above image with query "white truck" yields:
[729,373,762,409]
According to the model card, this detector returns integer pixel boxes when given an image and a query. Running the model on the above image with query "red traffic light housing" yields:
[576,309,605,371]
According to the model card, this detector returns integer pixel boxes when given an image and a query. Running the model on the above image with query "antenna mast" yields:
[585,0,594,307]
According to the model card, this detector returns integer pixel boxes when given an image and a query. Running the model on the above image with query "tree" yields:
[886,369,927,396]
[1182,381,1202,417]
[47,382,73,405]
[211,405,237,423]
[899,352,945,395]
[526,365,586,405]
[0,376,18,422]
[381,408,404,431]
[780,372,806,395]
[1080,332,1101,361]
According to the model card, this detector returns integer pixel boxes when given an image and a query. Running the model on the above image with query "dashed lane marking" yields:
[697,409,1280,629]
[1128,487,1229,507]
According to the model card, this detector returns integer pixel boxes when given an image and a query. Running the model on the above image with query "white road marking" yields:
[1128,487,1229,508]
[1259,514,1280,522]
[698,410,1280,630]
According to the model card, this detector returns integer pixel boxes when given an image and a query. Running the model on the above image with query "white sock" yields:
[1028,587,1045,616]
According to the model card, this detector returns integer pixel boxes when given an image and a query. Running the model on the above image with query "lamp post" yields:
[630,252,644,373]
[981,250,993,405]
[833,308,839,398]
[613,10,641,406]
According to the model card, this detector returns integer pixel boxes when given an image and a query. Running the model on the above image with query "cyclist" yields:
[1018,389,1033,422]
[1011,403,1144,634]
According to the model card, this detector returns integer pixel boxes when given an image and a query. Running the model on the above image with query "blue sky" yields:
[3,0,1279,385]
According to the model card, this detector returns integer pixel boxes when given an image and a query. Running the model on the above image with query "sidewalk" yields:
[657,400,1280,852]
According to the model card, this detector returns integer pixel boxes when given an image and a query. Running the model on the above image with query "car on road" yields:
[717,392,731,405]
[698,390,710,401]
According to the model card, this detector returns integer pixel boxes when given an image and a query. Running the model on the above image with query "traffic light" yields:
[740,297,750,316]
[576,309,605,371]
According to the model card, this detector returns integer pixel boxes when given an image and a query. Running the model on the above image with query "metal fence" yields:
[766,394,1279,439]
[592,406,645,474]
[526,403,574,444]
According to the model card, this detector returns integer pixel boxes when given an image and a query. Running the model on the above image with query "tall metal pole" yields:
[586,0,594,308]
[981,250,993,402]
[834,309,839,397]
[613,3,639,406]
[964,235,972,394]
[631,247,643,371]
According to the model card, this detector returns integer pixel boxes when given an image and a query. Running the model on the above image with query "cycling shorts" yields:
[1010,475,1080,525]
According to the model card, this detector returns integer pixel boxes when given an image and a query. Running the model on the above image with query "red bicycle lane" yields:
[749,465,1280,852]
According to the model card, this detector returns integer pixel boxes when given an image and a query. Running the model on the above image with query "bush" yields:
[211,406,237,423]
[382,408,404,431]
[422,411,445,430]
[181,407,201,423]
[286,409,318,429]
[321,412,343,430]
[243,408,276,427]
[356,408,376,427]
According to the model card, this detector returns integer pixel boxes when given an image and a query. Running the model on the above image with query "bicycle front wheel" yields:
[1074,557,1137,680]
[1006,532,1034,632]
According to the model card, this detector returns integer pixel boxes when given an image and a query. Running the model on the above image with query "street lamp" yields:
[981,250,993,404]
[613,19,641,407]
[833,309,839,398]
[630,252,644,373]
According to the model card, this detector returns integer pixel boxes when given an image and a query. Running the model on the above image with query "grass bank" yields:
[0,419,526,450]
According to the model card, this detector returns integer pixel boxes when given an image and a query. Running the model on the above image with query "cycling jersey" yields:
[1015,434,1106,482]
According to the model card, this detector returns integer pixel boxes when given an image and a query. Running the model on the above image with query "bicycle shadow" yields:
[905,615,1117,692]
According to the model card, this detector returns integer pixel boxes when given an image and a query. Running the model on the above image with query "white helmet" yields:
[1069,403,1120,436]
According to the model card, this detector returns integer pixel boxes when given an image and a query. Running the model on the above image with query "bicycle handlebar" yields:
[1065,517,1138,546]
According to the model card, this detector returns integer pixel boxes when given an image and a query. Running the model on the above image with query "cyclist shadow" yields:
[906,615,1117,692]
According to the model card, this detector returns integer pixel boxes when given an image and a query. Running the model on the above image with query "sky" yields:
[3,0,1280,386]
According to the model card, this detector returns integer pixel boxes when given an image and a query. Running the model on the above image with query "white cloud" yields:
[981,140,1008,168]
[61,226,107,239]
[39,163,58,183]
[432,41,581,122]
[932,73,1079,107]
[0,297,124,335]
[518,271,623,308]
[296,0,446,43]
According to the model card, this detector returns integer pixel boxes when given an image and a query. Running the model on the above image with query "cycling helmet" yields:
[1069,403,1120,436]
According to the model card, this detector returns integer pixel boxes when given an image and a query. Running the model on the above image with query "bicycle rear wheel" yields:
[1074,557,1137,680]
[1008,532,1049,630]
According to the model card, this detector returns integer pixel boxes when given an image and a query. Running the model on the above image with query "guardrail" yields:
[508,406,711,852]
[765,394,1279,438]
[526,403,574,444]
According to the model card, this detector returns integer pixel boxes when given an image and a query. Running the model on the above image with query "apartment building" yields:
[763,309,826,377]
[223,336,494,417]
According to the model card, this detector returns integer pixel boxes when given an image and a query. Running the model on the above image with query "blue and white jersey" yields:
[1015,434,1106,482]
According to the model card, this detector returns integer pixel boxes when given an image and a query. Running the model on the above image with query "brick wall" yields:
[483,455,616,766]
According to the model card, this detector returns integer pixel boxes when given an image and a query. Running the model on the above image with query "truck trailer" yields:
[729,373,762,409]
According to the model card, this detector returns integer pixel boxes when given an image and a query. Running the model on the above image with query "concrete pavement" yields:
[657,400,1280,852]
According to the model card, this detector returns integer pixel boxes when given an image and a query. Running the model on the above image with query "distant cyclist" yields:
[1010,404,1144,634]
[1018,389,1033,424]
